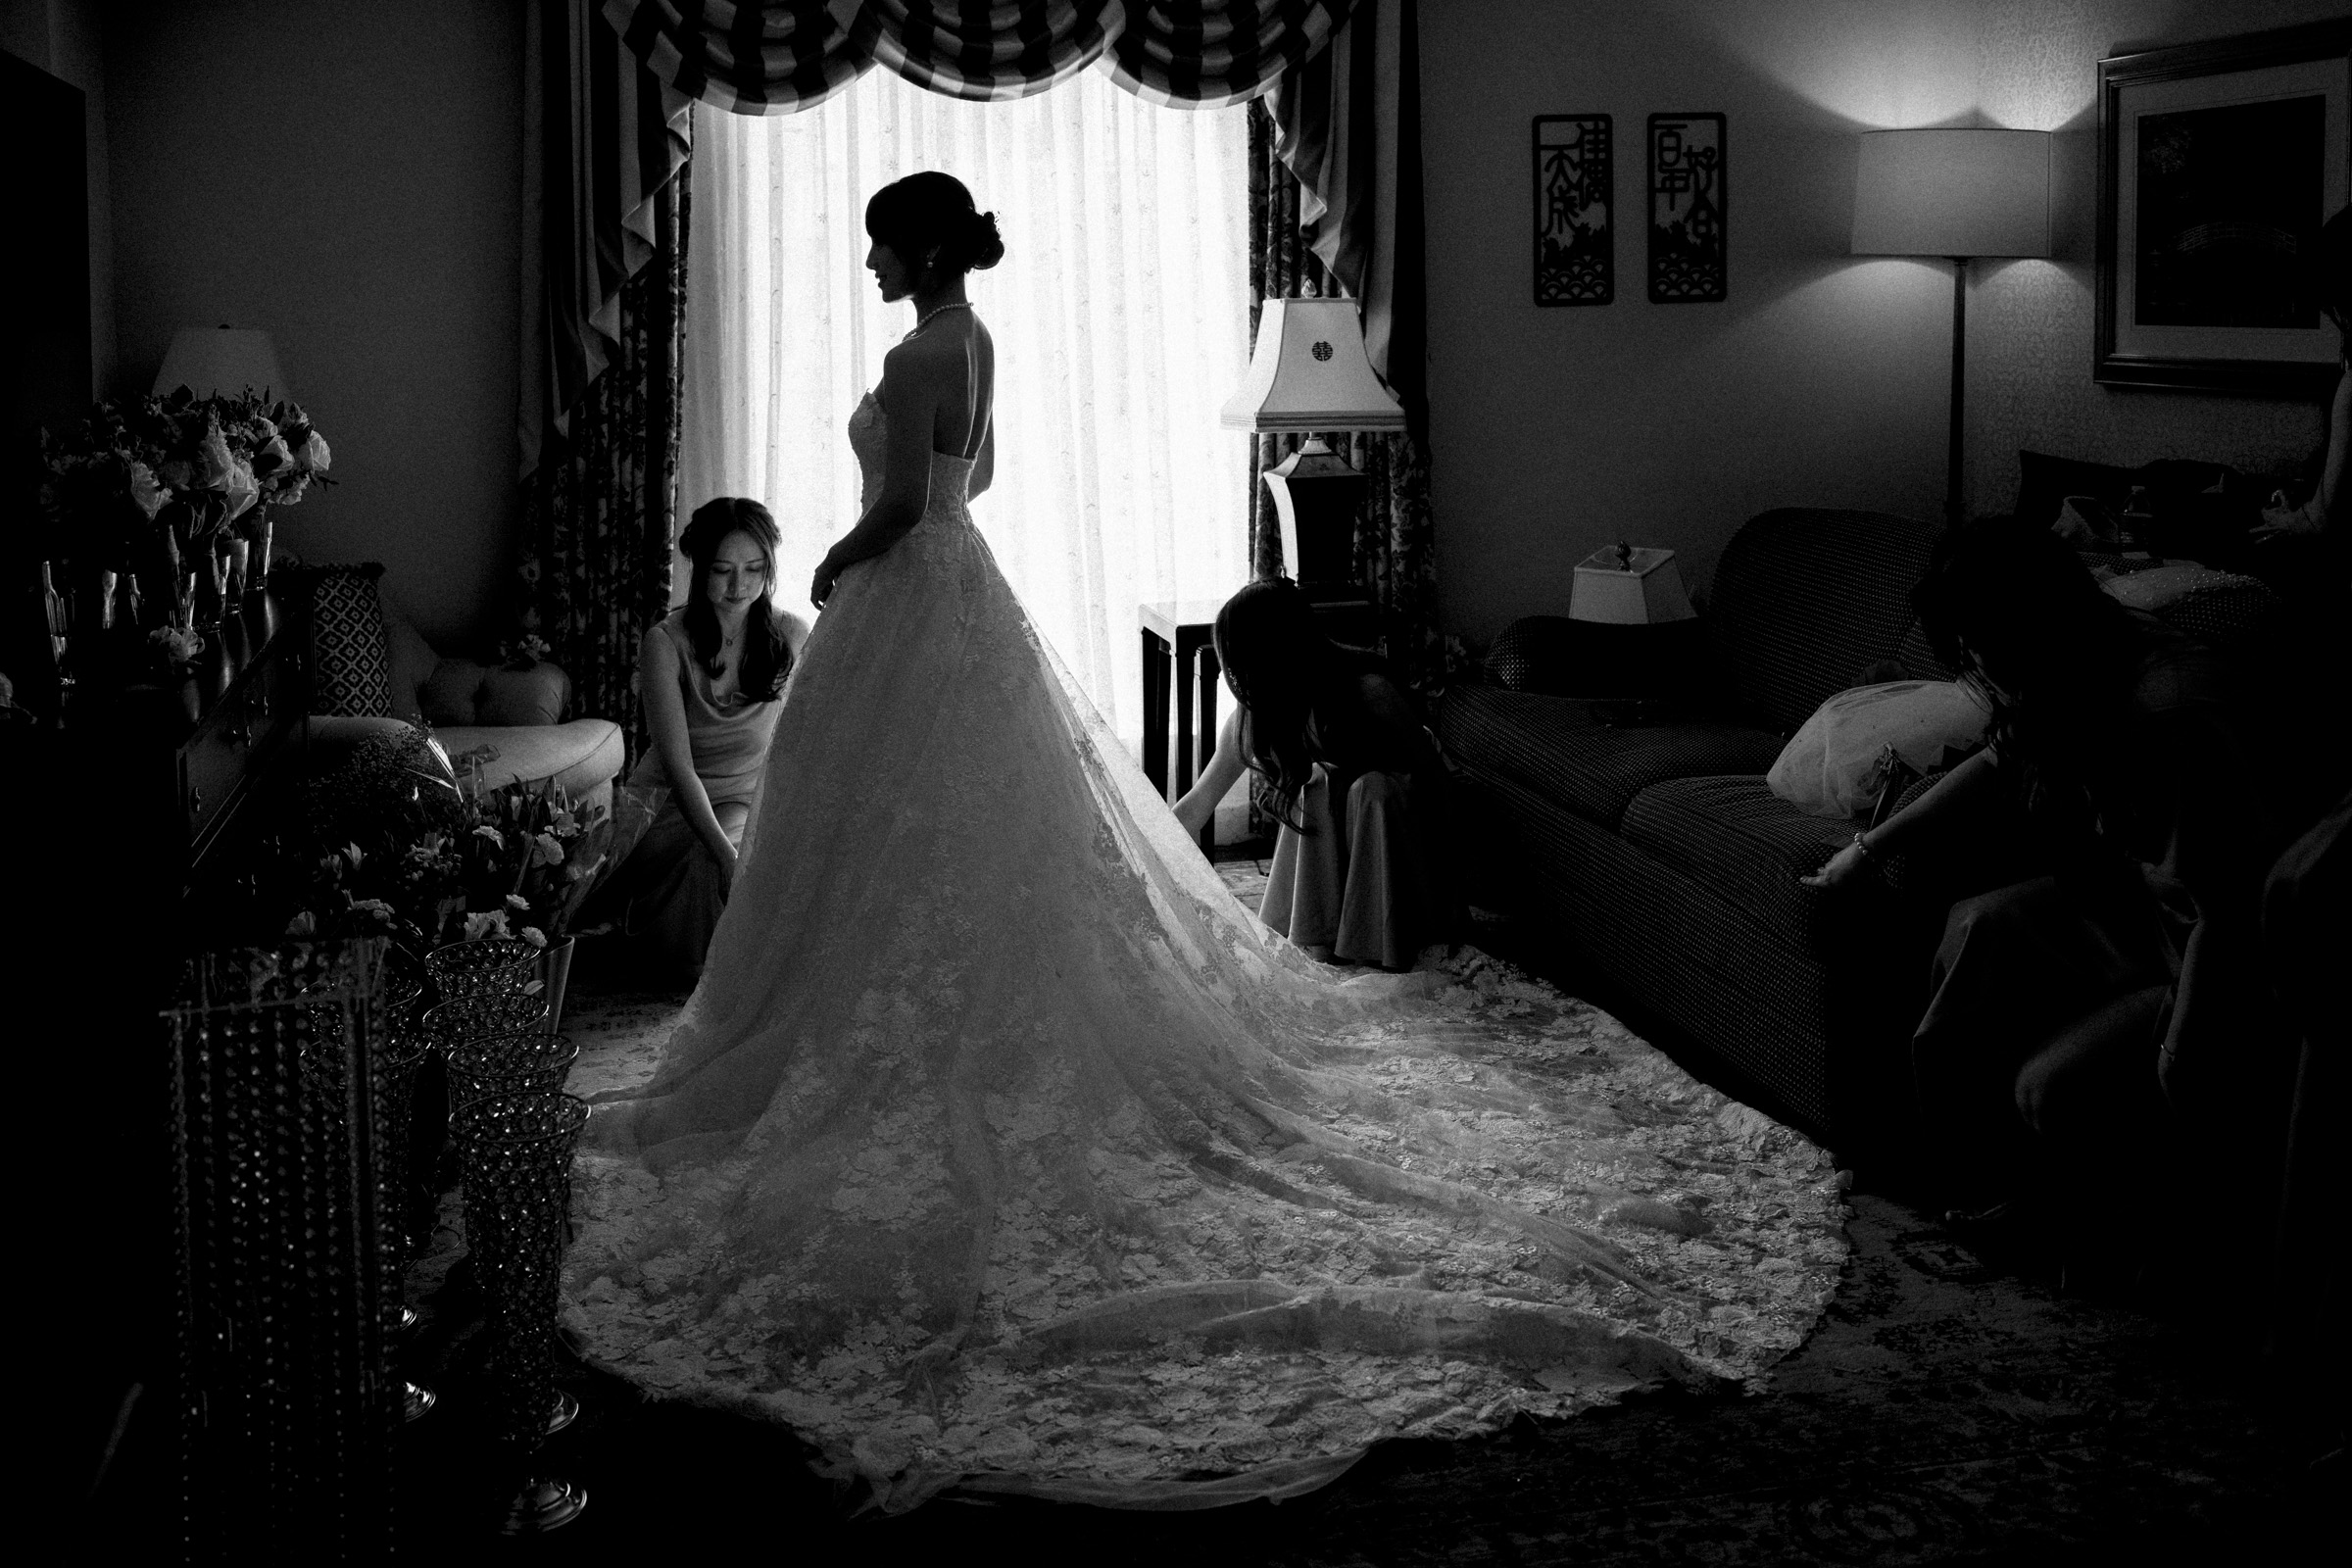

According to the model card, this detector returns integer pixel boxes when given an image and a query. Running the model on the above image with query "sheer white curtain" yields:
[680,66,1251,745]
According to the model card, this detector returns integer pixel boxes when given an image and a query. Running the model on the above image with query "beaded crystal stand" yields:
[446,1033,579,1105]
[166,941,397,1559]
[375,984,437,1423]
[424,937,546,1002]
[453,1090,591,1534]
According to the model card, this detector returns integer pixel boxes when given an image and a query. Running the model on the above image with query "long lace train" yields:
[563,392,1848,1508]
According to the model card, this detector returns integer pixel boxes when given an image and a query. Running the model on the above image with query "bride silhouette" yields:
[567,172,1847,1510]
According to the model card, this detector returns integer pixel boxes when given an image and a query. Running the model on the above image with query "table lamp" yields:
[1220,297,1406,609]
[154,325,292,401]
[1851,128,2050,526]
[1569,543,1695,624]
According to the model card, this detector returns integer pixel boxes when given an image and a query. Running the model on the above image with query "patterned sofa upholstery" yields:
[1435,509,1954,1149]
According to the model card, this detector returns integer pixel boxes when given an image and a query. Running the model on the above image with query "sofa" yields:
[1436,505,2306,1159]
[288,563,624,811]
[1437,509,1949,1151]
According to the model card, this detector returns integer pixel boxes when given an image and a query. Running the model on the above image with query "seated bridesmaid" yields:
[1173,578,1455,970]
[605,498,806,979]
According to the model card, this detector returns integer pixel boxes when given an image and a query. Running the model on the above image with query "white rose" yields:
[128,462,169,518]
[299,430,331,475]
[193,424,235,489]
[223,457,259,522]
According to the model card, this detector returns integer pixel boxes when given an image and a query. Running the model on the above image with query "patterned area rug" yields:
[386,865,2328,1560]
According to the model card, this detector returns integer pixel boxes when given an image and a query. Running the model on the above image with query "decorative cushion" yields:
[380,602,440,725]
[1435,684,1785,829]
[420,660,570,727]
[2101,564,2287,655]
[290,564,395,718]
[1766,680,1990,820]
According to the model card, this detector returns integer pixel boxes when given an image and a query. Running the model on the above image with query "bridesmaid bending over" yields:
[1175,579,1455,969]
[605,498,807,978]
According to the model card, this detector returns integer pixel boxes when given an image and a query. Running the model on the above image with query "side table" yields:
[1139,600,1227,851]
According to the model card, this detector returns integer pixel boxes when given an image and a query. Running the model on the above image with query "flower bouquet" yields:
[35,385,332,656]
[280,726,618,965]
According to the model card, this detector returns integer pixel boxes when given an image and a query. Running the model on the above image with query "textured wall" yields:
[1422,0,2342,646]
[1966,0,2339,511]
[104,1,523,647]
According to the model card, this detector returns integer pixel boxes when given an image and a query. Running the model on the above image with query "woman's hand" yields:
[2251,491,2325,542]
[1799,836,1874,892]
[810,555,843,609]
[710,839,740,890]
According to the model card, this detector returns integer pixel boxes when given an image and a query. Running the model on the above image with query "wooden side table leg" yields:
[1197,649,1220,854]
[1141,628,1171,798]
[1174,644,1197,802]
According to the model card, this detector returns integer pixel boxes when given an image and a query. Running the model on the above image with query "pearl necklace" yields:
[909,301,973,335]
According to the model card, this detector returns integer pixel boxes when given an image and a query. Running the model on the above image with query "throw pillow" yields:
[289,564,395,718]
[1767,680,1991,820]
[380,598,441,725]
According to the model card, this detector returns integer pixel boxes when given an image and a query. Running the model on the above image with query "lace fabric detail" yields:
[564,394,1850,1510]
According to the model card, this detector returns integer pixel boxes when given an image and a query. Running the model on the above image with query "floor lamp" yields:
[1852,128,2051,527]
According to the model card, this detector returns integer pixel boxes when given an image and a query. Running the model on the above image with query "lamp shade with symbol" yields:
[1222,298,1404,610]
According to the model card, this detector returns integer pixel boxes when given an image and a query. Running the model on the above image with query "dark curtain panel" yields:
[522,0,693,476]
[515,0,694,766]
[1250,0,1439,686]
[514,165,689,763]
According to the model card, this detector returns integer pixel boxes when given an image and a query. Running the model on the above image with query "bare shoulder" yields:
[883,331,960,381]
[641,612,686,662]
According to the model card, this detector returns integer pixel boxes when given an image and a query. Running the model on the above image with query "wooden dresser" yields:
[1,590,310,1513]
[48,590,309,914]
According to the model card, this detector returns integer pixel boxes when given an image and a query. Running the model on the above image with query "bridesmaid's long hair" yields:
[679,498,792,702]
[1212,578,1377,831]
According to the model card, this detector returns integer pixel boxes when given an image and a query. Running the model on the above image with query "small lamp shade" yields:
[1220,298,1405,433]
[1851,128,2051,259]
[153,326,292,400]
[1569,546,1695,625]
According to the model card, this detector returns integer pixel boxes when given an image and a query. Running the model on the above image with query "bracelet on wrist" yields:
[1850,830,1876,859]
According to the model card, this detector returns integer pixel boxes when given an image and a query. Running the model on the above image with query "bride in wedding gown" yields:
[565,172,1848,1510]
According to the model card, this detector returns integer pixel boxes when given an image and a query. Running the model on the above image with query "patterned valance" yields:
[601,0,1355,114]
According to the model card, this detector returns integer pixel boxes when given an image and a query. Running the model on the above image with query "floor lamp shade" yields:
[154,326,292,401]
[1851,129,2049,525]
[1852,128,2051,259]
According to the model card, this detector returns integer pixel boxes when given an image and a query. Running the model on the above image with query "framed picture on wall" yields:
[1647,113,1726,303]
[1534,115,1612,306]
[2096,19,2351,395]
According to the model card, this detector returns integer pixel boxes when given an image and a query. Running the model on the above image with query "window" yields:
[680,67,1251,743]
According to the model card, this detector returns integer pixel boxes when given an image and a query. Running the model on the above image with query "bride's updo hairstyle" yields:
[865,171,1004,278]
[679,497,792,702]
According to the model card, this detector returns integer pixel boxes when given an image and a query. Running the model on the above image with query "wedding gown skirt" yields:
[565,396,1849,1509]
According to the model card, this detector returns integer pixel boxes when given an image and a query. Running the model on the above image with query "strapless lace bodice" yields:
[848,389,976,529]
